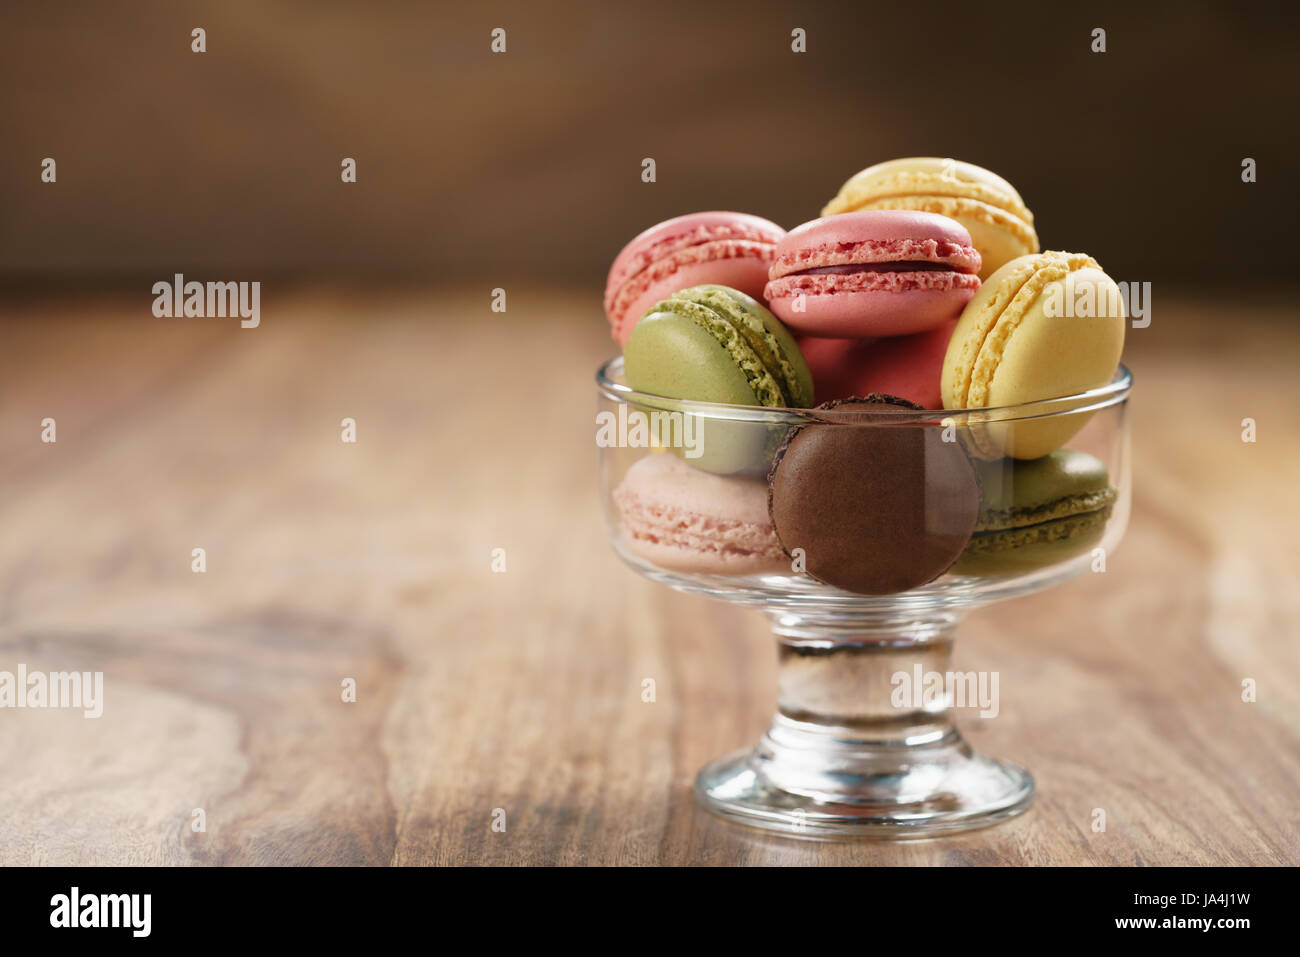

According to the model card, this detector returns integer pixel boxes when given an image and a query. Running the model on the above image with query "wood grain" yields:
[0,288,1296,865]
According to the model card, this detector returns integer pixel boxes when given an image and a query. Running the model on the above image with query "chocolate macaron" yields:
[767,395,981,595]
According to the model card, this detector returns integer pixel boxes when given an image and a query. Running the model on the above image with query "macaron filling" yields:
[961,502,1115,557]
[767,268,981,298]
[973,485,1117,533]
[957,450,1118,569]
[769,237,981,279]
[797,262,958,274]
[766,234,982,301]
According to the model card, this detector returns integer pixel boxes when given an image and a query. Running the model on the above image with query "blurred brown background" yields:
[2,2,1298,866]
[2,0,1297,290]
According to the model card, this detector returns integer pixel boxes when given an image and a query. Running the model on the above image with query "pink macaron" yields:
[798,318,958,409]
[613,453,786,575]
[604,211,785,346]
[764,210,981,337]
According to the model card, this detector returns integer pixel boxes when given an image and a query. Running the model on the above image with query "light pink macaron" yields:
[613,453,786,576]
[604,211,785,346]
[798,318,958,410]
[764,210,981,338]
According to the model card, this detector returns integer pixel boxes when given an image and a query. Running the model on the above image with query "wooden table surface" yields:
[1,286,1296,865]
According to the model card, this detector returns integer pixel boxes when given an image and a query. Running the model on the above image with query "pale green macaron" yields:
[952,449,1117,576]
[623,285,813,474]
[625,284,813,408]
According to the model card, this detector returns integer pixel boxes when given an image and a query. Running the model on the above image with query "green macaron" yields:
[624,285,813,474]
[952,449,1117,576]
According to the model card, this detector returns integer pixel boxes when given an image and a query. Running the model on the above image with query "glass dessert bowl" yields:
[597,357,1133,839]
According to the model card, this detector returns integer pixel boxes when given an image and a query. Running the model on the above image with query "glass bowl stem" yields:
[696,609,1034,838]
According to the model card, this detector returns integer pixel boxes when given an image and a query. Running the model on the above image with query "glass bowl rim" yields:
[596,357,1132,424]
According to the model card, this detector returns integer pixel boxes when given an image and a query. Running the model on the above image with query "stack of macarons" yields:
[765,208,981,408]
[603,158,1127,595]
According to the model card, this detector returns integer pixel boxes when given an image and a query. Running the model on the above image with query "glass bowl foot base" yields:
[695,726,1034,839]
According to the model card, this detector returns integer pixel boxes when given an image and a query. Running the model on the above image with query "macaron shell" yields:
[607,211,784,296]
[797,336,876,405]
[972,450,1116,531]
[960,211,1038,280]
[676,284,814,408]
[611,248,774,346]
[769,274,976,337]
[824,158,1032,219]
[767,397,981,595]
[941,254,1047,411]
[844,196,1036,280]
[822,158,1039,279]
[769,210,980,275]
[614,453,787,575]
[976,265,1125,459]
[623,291,799,474]
[625,306,770,407]
[943,252,1126,460]
[951,507,1111,576]
[765,210,981,338]
[605,211,784,344]
[953,450,1116,576]
[980,265,1126,406]
[799,319,956,408]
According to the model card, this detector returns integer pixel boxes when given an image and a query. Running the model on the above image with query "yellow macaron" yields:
[822,157,1039,279]
[942,251,1126,459]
